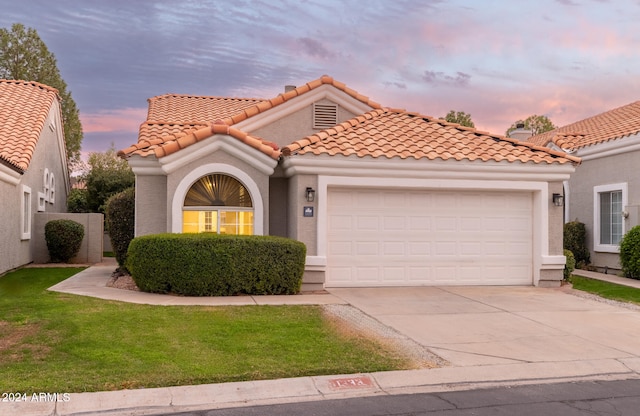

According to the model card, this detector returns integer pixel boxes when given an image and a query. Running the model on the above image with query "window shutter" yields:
[313,103,338,129]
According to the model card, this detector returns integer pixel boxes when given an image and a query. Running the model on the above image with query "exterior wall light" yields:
[552,193,564,207]
[305,187,316,202]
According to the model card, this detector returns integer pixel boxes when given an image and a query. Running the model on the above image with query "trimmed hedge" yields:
[620,225,640,279]
[105,187,135,270]
[126,233,306,296]
[563,249,575,281]
[563,221,590,267]
[45,219,84,263]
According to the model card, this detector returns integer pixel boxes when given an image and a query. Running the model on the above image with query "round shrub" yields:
[105,187,135,270]
[620,225,640,279]
[126,233,306,296]
[563,249,575,281]
[563,221,590,267]
[45,219,84,263]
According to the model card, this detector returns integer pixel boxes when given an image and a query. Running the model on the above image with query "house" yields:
[528,101,640,272]
[0,79,70,274]
[118,75,580,290]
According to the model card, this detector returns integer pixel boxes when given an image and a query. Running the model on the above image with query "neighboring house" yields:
[0,79,69,274]
[118,75,580,290]
[528,101,640,272]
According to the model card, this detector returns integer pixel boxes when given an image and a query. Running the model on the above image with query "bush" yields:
[620,225,640,279]
[563,221,590,267]
[45,219,84,263]
[126,233,306,296]
[563,249,575,280]
[66,188,90,213]
[105,187,135,269]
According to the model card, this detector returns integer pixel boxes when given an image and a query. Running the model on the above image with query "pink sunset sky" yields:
[2,0,639,159]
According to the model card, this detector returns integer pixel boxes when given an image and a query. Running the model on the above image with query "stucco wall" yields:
[0,180,28,274]
[568,149,640,270]
[0,103,68,274]
[269,177,289,237]
[134,174,167,236]
[252,98,358,147]
[33,213,104,264]
[287,174,317,255]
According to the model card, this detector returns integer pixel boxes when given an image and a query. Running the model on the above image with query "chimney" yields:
[284,85,296,93]
[509,122,533,141]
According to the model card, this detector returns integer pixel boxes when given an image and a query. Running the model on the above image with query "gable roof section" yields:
[119,75,381,160]
[283,108,581,165]
[528,100,640,151]
[120,121,280,159]
[0,79,59,172]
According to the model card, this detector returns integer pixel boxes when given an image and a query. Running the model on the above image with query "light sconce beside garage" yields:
[305,187,316,202]
[552,193,564,207]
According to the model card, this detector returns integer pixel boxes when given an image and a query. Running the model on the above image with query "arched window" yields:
[182,174,254,235]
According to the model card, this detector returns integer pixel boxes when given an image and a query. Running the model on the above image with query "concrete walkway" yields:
[6,261,640,416]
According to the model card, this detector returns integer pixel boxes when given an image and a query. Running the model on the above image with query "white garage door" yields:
[326,188,533,287]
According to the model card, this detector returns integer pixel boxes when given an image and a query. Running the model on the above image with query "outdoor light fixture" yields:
[305,187,316,202]
[552,193,564,207]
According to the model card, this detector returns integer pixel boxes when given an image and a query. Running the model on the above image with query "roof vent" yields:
[313,103,338,129]
[284,85,296,93]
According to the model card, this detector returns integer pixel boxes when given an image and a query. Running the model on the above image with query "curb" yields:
[4,358,640,416]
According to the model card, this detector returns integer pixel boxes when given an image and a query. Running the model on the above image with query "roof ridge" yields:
[221,74,382,126]
[0,79,59,95]
[148,94,266,102]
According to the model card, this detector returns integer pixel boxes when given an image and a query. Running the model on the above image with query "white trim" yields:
[282,156,576,182]
[305,255,327,272]
[49,173,55,204]
[576,132,640,161]
[593,182,628,253]
[317,176,551,286]
[563,180,569,223]
[128,135,278,176]
[235,85,374,133]
[0,163,21,185]
[37,191,46,212]
[171,163,264,235]
[21,185,32,240]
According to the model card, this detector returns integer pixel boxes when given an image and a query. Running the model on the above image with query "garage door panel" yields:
[326,188,533,287]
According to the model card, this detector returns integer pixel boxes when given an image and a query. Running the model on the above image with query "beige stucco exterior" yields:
[0,99,69,274]
[125,84,576,290]
[566,140,640,272]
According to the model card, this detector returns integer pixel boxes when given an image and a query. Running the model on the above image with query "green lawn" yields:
[570,275,640,305]
[0,268,412,393]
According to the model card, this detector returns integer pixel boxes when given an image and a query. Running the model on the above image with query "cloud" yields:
[422,70,471,87]
[297,37,335,59]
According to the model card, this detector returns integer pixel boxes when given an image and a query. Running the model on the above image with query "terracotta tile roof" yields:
[119,121,280,160]
[528,100,640,151]
[283,108,581,165]
[147,95,265,124]
[0,79,59,172]
[121,75,380,160]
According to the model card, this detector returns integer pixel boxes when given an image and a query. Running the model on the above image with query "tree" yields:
[0,23,83,165]
[506,114,556,137]
[83,146,135,213]
[442,110,475,128]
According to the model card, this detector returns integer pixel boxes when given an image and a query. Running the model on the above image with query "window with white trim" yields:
[21,185,32,240]
[182,174,254,235]
[594,183,627,252]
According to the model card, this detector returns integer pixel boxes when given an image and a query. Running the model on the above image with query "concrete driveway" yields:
[328,286,640,371]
